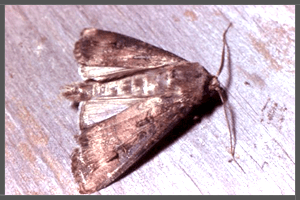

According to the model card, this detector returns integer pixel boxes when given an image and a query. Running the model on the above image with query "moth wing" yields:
[79,97,141,130]
[74,28,186,80]
[72,96,192,194]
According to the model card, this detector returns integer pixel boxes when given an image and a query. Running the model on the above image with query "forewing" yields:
[74,28,186,80]
[71,96,192,194]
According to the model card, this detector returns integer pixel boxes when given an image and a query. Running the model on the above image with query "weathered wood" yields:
[5,5,295,195]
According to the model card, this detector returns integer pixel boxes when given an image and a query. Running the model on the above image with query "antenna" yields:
[215,23,245,173]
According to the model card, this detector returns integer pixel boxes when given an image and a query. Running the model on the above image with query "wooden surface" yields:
[5,5,295,195]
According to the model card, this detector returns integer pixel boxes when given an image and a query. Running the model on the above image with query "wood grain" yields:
[5,5,295,195]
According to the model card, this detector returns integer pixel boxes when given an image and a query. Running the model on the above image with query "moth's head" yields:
[206,75,227,106]
[209,76,221,92]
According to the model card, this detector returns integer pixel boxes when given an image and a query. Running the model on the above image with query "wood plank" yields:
[5,5,295,195]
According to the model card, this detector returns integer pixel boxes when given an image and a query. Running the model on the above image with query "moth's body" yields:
[66,63,216,103]
[62,28,225,194]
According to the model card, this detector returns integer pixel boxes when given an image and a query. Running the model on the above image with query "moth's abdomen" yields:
[62,63,213,103]
[91,63,211,99]
[92,69,174,98]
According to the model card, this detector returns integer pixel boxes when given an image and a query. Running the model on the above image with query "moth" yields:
[62,24,233,194]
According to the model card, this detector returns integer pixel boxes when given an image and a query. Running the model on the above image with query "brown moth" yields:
[62,24,232,194]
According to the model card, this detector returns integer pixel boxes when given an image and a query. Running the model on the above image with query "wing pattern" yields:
[74,28,186,80]
[72,96,192,194]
